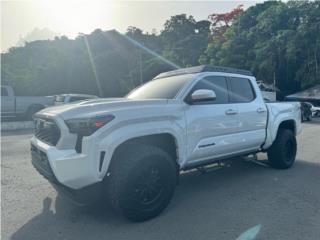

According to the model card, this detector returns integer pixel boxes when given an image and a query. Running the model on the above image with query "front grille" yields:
[34,117,60,146]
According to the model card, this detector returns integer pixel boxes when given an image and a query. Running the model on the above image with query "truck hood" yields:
[36,98,170,119]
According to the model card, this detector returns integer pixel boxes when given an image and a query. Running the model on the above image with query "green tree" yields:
[202,1,320,96]
[161,14,210,66]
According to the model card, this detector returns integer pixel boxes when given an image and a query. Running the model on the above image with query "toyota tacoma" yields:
[31,65,302,221]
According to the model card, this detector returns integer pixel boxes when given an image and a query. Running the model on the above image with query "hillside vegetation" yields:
[1,1,319,97]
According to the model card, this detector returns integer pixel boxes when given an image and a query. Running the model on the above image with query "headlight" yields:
[65,114,115,136]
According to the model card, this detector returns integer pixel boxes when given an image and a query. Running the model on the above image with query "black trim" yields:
[260,104,269,151]
[198,143,216,148]
[75,135,83,153]
[99,151,105,172]
[182,150,258,171]
[31,144,58,183]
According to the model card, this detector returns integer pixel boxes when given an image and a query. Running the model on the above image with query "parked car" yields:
[1,85,54,120]
[300,102,312,121]
[54,94,98,105]
[309,102,320,117]
[31,65,302,221]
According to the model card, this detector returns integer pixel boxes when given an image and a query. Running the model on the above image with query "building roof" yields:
[286,84,320,100]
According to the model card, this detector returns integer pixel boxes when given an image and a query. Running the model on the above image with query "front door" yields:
[184,75,240,165]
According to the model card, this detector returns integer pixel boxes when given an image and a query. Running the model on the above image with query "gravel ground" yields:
[1,120,320,240]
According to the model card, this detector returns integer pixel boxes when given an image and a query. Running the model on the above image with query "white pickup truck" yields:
[31,66,302,221]
[1,85,53,119]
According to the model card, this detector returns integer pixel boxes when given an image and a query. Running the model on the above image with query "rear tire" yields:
[105,144,177,222]
[267,129,297,169]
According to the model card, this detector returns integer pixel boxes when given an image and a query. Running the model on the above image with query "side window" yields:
[229,77,255,103]
[1,87,8,96]
[188,76,228,104]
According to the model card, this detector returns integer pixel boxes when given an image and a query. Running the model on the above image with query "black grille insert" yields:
[34,117,60,146]
[31,144,57,183]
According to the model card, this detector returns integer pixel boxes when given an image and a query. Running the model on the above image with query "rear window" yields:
[229,77,255,103]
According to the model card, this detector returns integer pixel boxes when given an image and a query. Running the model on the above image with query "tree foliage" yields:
[201,1,320,95]
[208,5,244,37]
[1,1,319,97]
[161,14,210,67]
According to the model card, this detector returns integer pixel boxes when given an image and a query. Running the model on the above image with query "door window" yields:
[228,77,255,103]
[187,76,229,104]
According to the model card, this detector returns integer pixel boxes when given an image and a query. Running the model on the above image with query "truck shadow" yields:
[10,158,320,240]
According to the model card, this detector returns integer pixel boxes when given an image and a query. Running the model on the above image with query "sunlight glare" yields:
[37,0,115,36]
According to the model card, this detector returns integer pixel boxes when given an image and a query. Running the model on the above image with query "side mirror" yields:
[190,89,216,103]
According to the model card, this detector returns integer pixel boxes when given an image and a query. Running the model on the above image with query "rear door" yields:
[228,77,267,151]
[184,75,240,164]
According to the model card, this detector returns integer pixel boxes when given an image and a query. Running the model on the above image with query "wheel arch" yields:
[263,118,298,150]
[103,133,180,183]
[95,123,185,180]
[111,133,179,166]
[277,119,296,135]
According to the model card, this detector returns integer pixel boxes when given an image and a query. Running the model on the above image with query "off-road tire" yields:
[267,129,297,169]
[105,144,177,222]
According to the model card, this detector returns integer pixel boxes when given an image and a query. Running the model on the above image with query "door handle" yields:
[257,108,267,113]
[225,109,238,115]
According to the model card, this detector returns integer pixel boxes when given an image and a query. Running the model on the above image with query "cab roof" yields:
[154,65,253,79]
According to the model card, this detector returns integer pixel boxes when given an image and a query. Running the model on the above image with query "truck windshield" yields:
[127,74,195,100]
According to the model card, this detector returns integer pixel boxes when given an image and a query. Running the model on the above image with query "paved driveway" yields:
[1,120,320,240]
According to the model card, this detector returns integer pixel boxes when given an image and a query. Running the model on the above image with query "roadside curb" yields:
[1,121,34,131]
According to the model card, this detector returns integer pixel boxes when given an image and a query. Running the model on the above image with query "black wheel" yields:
[106,144,177,222]
[26,105,44,120]
[267,129,297,169]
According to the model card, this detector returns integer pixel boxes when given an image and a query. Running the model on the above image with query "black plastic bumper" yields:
[31,144,102,205]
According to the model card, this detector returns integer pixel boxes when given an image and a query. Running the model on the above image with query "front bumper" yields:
[31,143,102,204]
[30,134,104,188]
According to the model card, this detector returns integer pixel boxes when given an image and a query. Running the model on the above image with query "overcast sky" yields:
[1,0,261,52]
